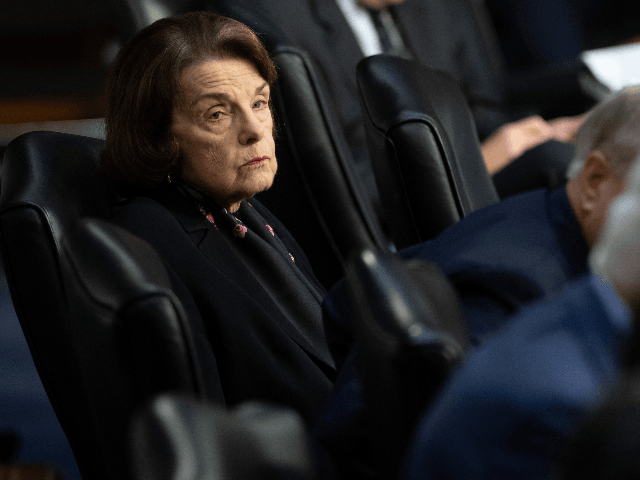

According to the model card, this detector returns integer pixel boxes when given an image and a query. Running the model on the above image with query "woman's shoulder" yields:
[114,188,178,224]
[111,186,204,241]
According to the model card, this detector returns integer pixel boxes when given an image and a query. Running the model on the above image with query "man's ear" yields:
[580,150,612,209]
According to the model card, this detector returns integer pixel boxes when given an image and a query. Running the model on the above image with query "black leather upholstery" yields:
[260,45,390,287]
[0,132,115,480]
[356,54,500,250]
[130,395,314,480]
[63,218,210,480]
[325,249,469,479]
[0,132,210,480]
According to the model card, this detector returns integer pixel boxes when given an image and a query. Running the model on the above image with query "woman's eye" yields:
[254,100,267,109]
[210,111,222,120]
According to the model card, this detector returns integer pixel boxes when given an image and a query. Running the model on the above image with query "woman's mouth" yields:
[247,156,269,166]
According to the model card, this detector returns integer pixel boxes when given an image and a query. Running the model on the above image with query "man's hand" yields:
[481,114,586,174]
[549,114,586,142]
[481,116,554,174]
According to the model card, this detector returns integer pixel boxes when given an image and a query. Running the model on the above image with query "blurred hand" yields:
[590,157,640,310]
[481,115,554,174]
[549,114,586,142]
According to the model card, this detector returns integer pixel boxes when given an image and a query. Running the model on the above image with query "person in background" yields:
[314,85,640,479]
[401,148,640,479]
[340,0,586,183]
[326,87,640,345]
[214,0,592,199]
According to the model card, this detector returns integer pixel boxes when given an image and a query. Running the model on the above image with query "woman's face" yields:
[172,57,277,212]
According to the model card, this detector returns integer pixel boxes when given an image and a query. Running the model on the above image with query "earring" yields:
[167,174,173,184]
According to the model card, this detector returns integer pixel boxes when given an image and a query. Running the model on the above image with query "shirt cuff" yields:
[590,272,633,334]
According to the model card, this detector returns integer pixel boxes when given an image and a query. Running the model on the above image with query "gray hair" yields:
[567,85,640,178]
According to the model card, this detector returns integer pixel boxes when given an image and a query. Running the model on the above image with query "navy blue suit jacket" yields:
[315,187,591,473]
[400,186,589,341]
[326,187,589,344]
[402,274,632,479]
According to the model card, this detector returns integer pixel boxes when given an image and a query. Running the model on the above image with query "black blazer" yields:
[112,186,339,424]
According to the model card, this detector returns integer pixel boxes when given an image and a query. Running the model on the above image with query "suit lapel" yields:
[156,188,336,371]
[311,0,364,90]
[392,0,454,72]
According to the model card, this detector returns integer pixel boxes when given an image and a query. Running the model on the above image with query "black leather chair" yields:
[318,249,470,479]
[0,132,215,480]
[0,132,115,480]
[260,44,390,287]
[130,395,314,480]
[356,54,500,249]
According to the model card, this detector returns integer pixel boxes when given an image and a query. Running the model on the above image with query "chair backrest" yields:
[262,45,390,287]
[0,132,211,480]
[0,132,116,480]
[130,395,314,480]
[63,218,210,480]
[356,54,499,250]
[345,249,469,478]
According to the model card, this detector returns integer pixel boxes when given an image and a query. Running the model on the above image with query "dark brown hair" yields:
[101,11,278,185]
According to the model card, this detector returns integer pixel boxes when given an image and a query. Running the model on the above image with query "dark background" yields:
[1,2,116,479]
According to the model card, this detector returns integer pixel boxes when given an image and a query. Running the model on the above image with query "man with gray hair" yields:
[402,154,640,480]
[318,88,640,476]
[565,86,640,248]
[376,87,640,343]
[326,88,640,344]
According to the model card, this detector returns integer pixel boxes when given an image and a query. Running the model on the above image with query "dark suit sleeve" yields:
[402,275,627,480]
[448,269,545,344]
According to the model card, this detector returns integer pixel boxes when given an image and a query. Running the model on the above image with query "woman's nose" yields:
[238,109,264,145]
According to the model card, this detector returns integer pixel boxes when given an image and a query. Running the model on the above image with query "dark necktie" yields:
[368,8,412,59]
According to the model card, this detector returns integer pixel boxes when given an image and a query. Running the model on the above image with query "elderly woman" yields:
[102,11,343,423]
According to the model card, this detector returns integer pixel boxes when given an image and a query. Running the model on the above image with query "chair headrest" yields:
[63,217,173,310]
[0,131,116,242]
[131,395,314,480]
[347,249,470,360]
